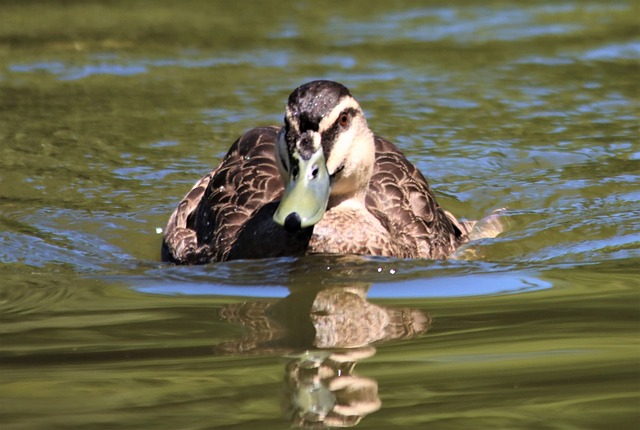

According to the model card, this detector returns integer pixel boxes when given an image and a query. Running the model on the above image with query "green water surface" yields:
[1,1,639,429]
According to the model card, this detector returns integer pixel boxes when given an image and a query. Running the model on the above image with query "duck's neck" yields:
[326,133,375,210]
[327,185,369,211]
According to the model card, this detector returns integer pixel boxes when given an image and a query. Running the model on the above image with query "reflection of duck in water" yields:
[283,349,381,428]
[162,80,498,264]
[217,283,431,428]
[218,284,430,353]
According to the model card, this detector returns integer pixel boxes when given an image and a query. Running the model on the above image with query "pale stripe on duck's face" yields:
[273,83,376,231]
[317,96,375,199]
[277,96,375,196]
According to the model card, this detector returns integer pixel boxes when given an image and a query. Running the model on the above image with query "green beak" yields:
[273,148,331,231]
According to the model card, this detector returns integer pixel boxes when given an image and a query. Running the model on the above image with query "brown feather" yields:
[162,127,470,263]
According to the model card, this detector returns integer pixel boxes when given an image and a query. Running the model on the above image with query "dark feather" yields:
[162,127,471,263]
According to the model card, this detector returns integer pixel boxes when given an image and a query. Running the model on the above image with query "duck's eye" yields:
[339,112,349,127]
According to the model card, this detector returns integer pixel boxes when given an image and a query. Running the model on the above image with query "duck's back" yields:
[161,129,470,263]
[362,137,471,259]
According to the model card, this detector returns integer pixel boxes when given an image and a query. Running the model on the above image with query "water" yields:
[1,1,639,428]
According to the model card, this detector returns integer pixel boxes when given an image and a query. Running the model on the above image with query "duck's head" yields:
[273,80,375,232]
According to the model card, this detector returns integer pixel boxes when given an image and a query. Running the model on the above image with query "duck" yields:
[161,80,477,264]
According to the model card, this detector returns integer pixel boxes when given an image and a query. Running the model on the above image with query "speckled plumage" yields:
[162,81,475,264]
[162,127,473,263]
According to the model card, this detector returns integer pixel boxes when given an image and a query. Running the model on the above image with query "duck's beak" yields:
[273,147,331,232]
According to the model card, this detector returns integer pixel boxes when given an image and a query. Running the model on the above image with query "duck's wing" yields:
[161,169,213,264]
[365,136,470,259]
[162,126,311,263]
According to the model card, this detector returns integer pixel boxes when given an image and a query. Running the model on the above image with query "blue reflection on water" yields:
[582,41,640,61]
[134,272,551,299]
[8,50,291,81]
[9,61,147,80]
